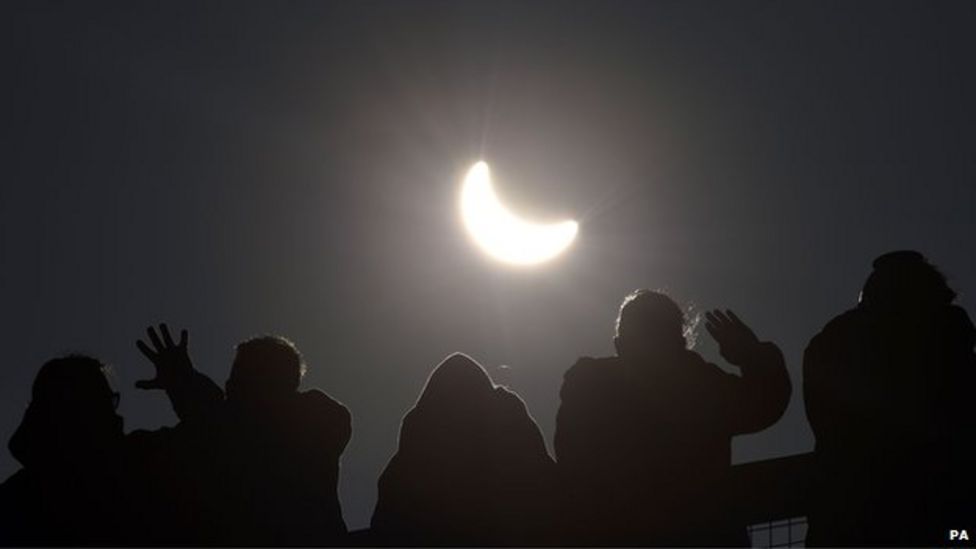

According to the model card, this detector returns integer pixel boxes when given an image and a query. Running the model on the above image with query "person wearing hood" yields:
[371,353,558,546]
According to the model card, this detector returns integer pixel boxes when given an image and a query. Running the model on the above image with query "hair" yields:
[615,289,700,350]
[230,335,306,393]
[859,250,956,310]
[9,355,122,466]
[32,354,114,408]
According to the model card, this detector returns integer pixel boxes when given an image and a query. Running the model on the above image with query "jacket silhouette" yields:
[0,344,221,546]
[371,353,557,546]
[180,334,352,546]
[555,291,791,546]
[804,251,976,546]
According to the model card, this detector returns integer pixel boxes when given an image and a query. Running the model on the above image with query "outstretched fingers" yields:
[704,311,725,344]
[137,323,189,362]
[135,322,191,390]
[136,339,157,361]
[705,310,731,332]
[146,326,164,353]
[704,321,719,341]
[160,323,176,348]
[725,309,746,329]
[724,309,758,339]
[716,310,735,325]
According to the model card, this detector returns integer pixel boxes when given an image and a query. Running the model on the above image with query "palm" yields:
[704,309,761,366]
[136,324,192,390]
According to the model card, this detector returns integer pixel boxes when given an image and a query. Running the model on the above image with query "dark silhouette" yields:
[371,353,558,546]
[804,251,976,546]
[165,334,352,546]
[0,356,127,546]
[0,329,223,546]
[0,326,350,547]
[125,324,229,545]
[554,290,791,546]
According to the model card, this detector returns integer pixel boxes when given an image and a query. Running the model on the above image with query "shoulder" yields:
[684,350,738,383]
[560,356,624,400]
[943,305,976,339]
[492,387,538,430]
[0,468,29,494]
[807,309,861,353]
[492,385,530,416]
[563,356,620,382]
[298,389,352,423]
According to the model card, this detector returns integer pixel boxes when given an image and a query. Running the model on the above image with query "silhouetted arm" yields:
[314,391,353,456]
[164,371,223,422]
[554,358,596,471]
[496,388,551,461]
[706,310,791,434]
[555,358,620,486]
[555,357,636,543]
[801,312,864,455]
[371,409,423,538]
[0,470,33,546]
[945,305,976,424]
[943,306,976,502]
[290,390,352,540]
[802,328,838,449]
[136,324,223,422]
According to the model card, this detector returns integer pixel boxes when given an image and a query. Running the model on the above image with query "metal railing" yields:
[349,452,818,547]
[748,517,808,548]
[732,452,814,548]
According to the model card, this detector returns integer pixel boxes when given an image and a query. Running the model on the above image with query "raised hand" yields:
[136,323,193,390]
[704,309,762,366]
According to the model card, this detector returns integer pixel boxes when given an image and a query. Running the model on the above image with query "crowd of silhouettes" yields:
[0,249,972,547]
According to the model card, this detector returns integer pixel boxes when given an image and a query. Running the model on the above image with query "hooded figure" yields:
[804,251,976,546]
[371,353,557,546]
[554,290,791,546]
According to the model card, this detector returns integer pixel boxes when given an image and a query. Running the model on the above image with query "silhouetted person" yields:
[554,290,791,546]
[804,251,976,547]
[371,353,558,546]
[162,335,352,546]
[0,330,222,546]
[0,356,126,546]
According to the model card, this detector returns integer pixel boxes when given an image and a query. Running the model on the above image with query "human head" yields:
[10,355,123,466]
[408,353,504,452]
[613,289,694,360]
[225,335,305,406]
[859,250,956,311]
[416,352,495,412]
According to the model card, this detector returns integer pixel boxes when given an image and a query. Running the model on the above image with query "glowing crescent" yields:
[460,161,579,265]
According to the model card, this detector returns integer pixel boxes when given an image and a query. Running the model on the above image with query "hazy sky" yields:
[2,0,975,529]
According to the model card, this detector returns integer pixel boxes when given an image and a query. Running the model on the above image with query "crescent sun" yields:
[460,161,579,265]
